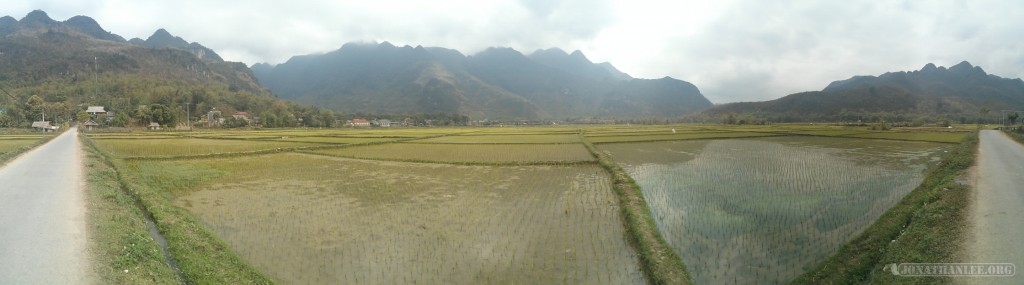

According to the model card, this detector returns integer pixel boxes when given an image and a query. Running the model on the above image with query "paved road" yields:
[965,130,1024,284]
[0,128,91,284]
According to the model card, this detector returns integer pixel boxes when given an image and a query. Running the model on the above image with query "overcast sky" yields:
[3,0,1022,103]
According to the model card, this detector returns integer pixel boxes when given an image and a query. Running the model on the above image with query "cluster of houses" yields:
[346,118,414,127]
[64,105,420,131]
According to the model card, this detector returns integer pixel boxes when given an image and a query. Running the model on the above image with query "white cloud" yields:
[2,0,1022,103]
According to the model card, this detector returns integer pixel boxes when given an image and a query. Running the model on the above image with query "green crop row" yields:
[792,132,978,284]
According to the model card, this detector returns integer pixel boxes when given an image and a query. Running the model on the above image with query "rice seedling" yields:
[133,153,645,284]
[599,137,951,284]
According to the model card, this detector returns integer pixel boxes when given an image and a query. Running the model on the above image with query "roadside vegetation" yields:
[1004,127,1024,145]
[82,140,180,284]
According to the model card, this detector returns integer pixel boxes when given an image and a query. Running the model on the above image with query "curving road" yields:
[0,128,92,284]
[965,130,1024,284]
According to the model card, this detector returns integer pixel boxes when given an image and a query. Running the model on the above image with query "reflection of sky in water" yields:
[603,137,950,285]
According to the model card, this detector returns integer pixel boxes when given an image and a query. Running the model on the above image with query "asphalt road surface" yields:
[964,130,1024,284]
[0,128,91,284]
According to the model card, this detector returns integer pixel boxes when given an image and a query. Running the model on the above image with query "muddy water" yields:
[174,153,644,284]
[600,137,951,285]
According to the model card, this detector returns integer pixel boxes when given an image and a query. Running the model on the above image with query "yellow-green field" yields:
[0,133,54,164]
[80,124,974,284]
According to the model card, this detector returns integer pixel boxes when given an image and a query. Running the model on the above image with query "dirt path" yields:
[965,130,1024,284]
[0,128,92,284]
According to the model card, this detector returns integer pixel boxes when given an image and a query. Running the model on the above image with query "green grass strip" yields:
[1004,129,1024,145]
[579,132,693,285]
[82,135,275,285]
[791,132,978,284]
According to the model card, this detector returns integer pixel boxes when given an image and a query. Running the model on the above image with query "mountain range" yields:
[3,9,1023,125]
[252,43,713,120]
[702,61,1024,122]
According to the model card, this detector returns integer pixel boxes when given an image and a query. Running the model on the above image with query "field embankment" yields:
[581,133,693,285]
[82,137,180,284]
[81,135,275,284]
[792,132,978,284]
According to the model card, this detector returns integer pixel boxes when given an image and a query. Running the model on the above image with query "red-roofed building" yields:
[351,119,370,127]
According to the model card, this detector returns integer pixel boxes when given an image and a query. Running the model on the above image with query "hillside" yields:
[703,61,1024,123]
[0,10,321,128]
[253,42,713,120]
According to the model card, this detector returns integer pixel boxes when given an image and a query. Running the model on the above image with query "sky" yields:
[3,0,1023,103]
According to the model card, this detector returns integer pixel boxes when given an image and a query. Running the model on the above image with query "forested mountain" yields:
[0,10,329,128]
[253,42,713,120]
[702,61,1024,123]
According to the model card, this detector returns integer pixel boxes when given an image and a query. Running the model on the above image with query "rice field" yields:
[0,133,52,160]
[81,124,967,284]
[136,153,644,284]
[310,143,595,163]
[92,137,318,158]
[599,137,951,284]
[417,133,582,144]
[0,139,39,154]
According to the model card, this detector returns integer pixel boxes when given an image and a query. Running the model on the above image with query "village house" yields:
[31,121,53,132]
[402,117,414,126]
[232,111,252,122]
[148,122,161,130]
[373,119,392,127]
[86,106,106,117]
[82,120,99,131]
[351,119,370,127]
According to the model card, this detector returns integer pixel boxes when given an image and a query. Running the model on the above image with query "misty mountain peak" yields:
[64,15,125,42]
[921,63,938,72]
[569,50,588,60]
[20,10,55,25]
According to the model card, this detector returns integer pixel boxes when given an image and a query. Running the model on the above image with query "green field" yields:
[310,143,594,164]
[81,125,971,284]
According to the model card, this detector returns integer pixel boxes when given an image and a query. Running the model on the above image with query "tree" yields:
[148,104,177,127]
[111,112,128,127]
[76,110,90,123]
[1008,112,1019,126]
[25,95,45,120]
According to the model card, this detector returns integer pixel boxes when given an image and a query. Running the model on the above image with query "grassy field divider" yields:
[82,137,182,284]
[579,132,693,285]
[81,135,275,284]
[791,132,978,284]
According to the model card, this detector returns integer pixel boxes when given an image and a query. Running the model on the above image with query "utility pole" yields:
[93,55,96,99]
[183,102,191,131]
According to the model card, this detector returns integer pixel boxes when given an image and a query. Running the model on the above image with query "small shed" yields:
[82,120,99,131]
[148,122,161,130]
[31,121,52,132]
